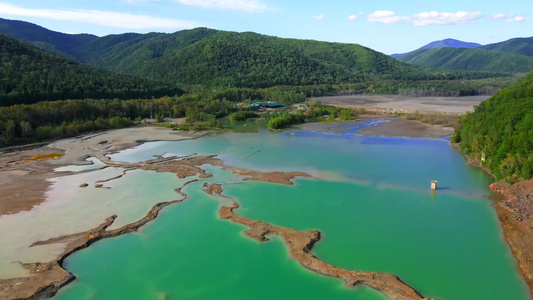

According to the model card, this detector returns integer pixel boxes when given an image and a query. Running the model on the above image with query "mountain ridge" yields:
[394,37,533,73]
[0,18,508,89]
[0,33,182,106]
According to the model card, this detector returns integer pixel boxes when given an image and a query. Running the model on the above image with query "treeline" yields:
[0,88,306,146]
[453,71,533,182]
[0,34,183,106]
[253,76,519,98]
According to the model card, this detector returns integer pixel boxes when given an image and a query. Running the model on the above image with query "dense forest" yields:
[0,34,183,106]
[453,71,533,182]
[0,88,305,146]
[0,19,512,90]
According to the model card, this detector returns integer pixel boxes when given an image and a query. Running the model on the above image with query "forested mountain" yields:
[396,48,533,74]
[392,38,481,59]
[0,18,507,89]
[482,37,533,57]
[0,18,97,59]
[0,34,182,106]
[395,37,533,73]
[453,71,533,182]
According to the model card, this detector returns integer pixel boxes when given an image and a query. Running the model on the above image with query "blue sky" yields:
[0,0,530,54]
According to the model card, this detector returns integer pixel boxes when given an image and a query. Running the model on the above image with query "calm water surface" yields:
[54,128,529,300]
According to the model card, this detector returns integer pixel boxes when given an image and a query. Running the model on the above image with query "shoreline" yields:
[0,124,531,299]
[452,142,533,299]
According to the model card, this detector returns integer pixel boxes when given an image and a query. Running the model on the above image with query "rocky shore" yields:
[490,179,533,298]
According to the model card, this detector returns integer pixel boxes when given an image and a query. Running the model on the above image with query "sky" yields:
[0,0,530,54]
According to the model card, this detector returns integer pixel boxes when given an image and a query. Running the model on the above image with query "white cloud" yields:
[507,16,526,23]
[491,13,526,23]
[492,13,515,20]
[413,11,483,26]
[348,15,357,21]
[368,10,409,24]
[0,3,199,29]
[172,0,267,13]
[312,14,325,21]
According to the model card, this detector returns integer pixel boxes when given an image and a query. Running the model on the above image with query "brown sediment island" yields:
[203,183,432,300]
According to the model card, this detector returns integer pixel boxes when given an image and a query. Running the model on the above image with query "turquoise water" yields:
[55,128,529,300]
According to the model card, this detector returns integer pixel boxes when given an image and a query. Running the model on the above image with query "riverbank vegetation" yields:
[0,87,309,147]
[453,71,533,182]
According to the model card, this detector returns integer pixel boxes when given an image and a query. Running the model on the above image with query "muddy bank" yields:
[0,195,188,300]
[0,127,206,216]
[0,137,313,299]
[358,118,454,139]
[313,94,488,114]
[490,179,533,298]
[296,118,454,139]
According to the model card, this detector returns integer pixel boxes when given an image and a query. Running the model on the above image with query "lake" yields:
[52,127,529,300]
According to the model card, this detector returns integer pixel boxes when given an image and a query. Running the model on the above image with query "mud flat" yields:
[0,129,315,300]
[313,94,489,114]
[357,118,454,139]
[0,127,206,216]
[296,118,454,139]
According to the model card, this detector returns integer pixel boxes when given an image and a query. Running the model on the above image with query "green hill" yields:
[0,18,97,59]
[0,34,182,106]
[0,18,506,89]
[396,37,533,74]
[66,30,512,87]
[453,71,533,182]
[398,47,533,74]
[482,37,533,57]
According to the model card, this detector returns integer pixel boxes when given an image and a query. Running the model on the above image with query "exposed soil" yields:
[490,179,533,298]
[313,95,488,114]
[357,118,454,139]
[0,147,64,216]
[0,185,191,300]
[0,132,313,299]
[0,127,205,217]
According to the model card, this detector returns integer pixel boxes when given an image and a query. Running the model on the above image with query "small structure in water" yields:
[430,180,438,190]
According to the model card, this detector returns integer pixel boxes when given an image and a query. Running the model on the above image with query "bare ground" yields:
[0,127,206,216]
[313,94,489,114]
